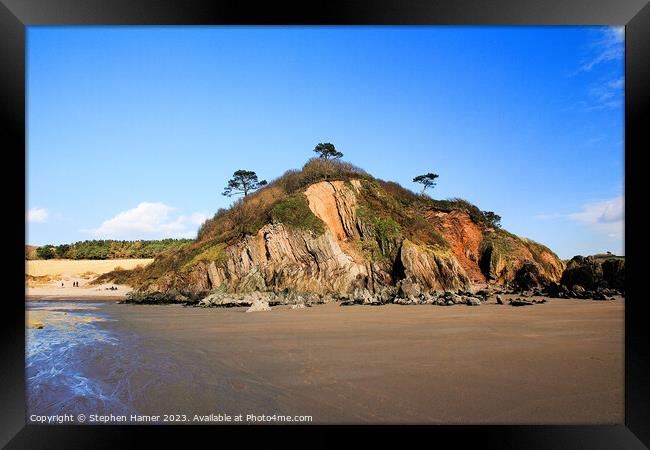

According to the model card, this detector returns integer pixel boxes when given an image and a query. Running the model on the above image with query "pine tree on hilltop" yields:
[222,170,268,197]
[413,173,439,194]
[313,143,343,160]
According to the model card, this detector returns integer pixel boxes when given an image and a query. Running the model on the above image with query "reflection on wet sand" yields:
[26,302,131,417]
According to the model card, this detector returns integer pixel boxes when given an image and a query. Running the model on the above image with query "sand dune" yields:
[26,258,153,278]
[25,258,153,300]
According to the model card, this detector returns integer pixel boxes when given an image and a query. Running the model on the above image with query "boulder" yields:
[509,298,534,307]
[466,297,481,306]
[397,280,421,298]
[545,283,570,298]
[561,255,625,293]
[363,296,383,306]
[421,292,436,304]
[601,258,625,292]
[513,263,550,291]
[339,300,357,306]
[126,290,186,305]
[199,293,238,307]
[496,294,504,305]
[571,285,586,297]
[246,299,272,312]
[407,295,421,304]
[353,288,374,304]
[592,291,609,301]
[377,286,397,303]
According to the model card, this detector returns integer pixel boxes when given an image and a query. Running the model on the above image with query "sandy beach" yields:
[88,297,623,424]
[25,259,152,300]
[23,261,624,424]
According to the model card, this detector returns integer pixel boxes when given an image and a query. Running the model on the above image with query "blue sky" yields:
[26,26,624,259]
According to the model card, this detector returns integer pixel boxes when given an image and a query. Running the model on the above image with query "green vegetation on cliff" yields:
[357,179,449,251]
[478,228,563,283]
[186,242,228,267]
[356,205,402,260]
[271,195,325,235]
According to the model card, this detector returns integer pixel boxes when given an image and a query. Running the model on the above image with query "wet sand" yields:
[101,298,624,424]
[26,279,130,301]
[26,288,128,301]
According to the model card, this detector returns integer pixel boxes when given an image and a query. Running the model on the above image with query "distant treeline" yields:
[29,239,193,260]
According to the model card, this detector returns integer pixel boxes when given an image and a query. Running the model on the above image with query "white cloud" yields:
[83,202,208,239]
[566,28,624,112]
[27,207,48,223]
[568,195,624,239]
[607,77,624,89]
[584,75,624,111]
[580,27,624,72]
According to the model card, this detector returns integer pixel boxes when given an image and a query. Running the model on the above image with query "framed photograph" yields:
[3,0,648,447]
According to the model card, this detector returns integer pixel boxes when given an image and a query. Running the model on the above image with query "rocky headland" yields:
[104,159,623,308]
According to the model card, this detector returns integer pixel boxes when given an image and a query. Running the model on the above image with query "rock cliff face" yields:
[125,166,565,302]
[397,239,470,292]
[209,222,370,294]
[425,210,484,282]
[560,255,625,292]
[478,232,565,286]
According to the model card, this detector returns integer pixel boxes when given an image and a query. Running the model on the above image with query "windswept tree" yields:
[482,211,502,228]
[412,173,439,194]
[222,170,267,197]
[313,142,343,160]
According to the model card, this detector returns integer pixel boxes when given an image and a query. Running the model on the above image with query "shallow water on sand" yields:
[25,298,624,424]
[26,301,136,416]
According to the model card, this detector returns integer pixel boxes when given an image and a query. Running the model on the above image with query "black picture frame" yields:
[2,0,648,447]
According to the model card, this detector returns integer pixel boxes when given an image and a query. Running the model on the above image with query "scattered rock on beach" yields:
[397,280,421,299]
[421,292,436,304]
[509,298,534,307]
[571,285,586,297]
[246,299,271,312]
[353,288,374,304]
[592,292,610,301]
